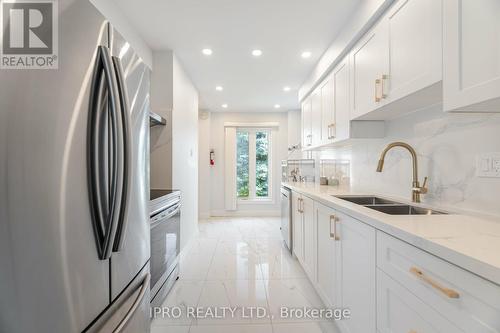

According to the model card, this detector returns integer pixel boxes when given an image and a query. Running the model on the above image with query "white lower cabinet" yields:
[292,191,304,263]
[377,231,500,333]
[302,195,316,281]
[336,210,376,333]
[377,269,462,333]
[315,202,340,307]
[290,190,500,333]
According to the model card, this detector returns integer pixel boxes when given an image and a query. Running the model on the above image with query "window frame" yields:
[236,127,273,202]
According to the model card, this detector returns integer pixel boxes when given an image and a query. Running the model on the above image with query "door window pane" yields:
[236,131,249,198]
[255,131,269,197]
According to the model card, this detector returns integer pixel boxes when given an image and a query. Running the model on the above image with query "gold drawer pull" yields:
[409,267,460,299]
[375,79,381,102]
[409,331,417,333]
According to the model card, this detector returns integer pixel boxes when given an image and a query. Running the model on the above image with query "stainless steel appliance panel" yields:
[86,263,151,333]
[0,1,111,332]
[281,186,292,252]
[109,27,151,301]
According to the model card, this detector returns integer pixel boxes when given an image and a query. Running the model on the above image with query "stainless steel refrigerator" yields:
[0,1,151,332]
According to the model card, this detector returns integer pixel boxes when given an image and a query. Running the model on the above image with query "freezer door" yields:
[109,27,151,301]
[0,1,112,332]
[86,262,151,333]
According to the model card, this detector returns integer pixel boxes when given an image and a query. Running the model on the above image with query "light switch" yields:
[477,153,500,178]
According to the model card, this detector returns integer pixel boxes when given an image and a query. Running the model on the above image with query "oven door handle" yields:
[150,203,181,229]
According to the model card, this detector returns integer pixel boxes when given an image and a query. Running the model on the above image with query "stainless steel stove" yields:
[149,189,181,307]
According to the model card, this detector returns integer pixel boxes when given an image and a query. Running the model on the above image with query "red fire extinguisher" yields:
[210,149,215,166]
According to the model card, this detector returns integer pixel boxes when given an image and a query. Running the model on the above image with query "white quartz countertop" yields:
[283,182,500,286]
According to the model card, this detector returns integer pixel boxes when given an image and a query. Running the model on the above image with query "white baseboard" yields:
[199,212,210,219]
[209,210,280,217]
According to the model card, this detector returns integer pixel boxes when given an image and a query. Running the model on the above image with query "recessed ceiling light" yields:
[222,104,228,108]
[274,104,281,109]
[252,49,263,57]
[283,86,291,92]
[202,48,213,55]
[301,51,312,59]
[215,86,223,91]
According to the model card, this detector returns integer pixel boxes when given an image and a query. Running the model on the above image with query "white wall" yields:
[150,51,174,189]
[151,51,199,250]
[320,106,500,218]
[89,0,153,68]
[299,0,394,101]
[199,112,288,217]
[198,111,212,219]
[172,55,199,249]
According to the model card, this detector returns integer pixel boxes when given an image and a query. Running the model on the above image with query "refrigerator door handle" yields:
[111,55,132,253]
[88,45,123,260]
[112,272,150,333]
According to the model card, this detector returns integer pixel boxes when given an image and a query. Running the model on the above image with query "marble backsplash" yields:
[319,104,500,218]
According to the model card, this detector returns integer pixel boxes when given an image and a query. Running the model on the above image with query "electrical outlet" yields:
[476,153,500,178]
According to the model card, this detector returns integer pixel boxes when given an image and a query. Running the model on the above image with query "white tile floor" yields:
[151,217,340,333]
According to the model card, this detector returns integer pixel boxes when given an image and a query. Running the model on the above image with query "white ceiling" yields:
[112,0,362,112]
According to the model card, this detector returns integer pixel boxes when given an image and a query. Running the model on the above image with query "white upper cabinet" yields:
[320,76,335,145]
[301,98,312,148]
[350,21,388,119]
[311,88,322,146]
[351,0,442,120]
[443,0,500,112]
[332,57,350,142]
[384,0,442,104]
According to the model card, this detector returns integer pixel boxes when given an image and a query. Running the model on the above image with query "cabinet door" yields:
[292,192,304,263]
[377,269,463,333]
[337,211,376,333]
[332,57,350,142]
[302,195,316,281]
[320,77,334,145]
[311,89,322,147]
[301,98,312,148]
[315,202,340,307]
[444,0,500,112]
[350,21,388,119]
[385,0,442,103]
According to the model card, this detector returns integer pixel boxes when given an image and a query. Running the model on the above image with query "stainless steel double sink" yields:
[334,196,447,215]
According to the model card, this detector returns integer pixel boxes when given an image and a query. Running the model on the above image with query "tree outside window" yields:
[236,129,271,200]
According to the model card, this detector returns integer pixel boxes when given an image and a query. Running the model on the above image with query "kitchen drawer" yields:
[377,231,500,333]
[377,269,462,333]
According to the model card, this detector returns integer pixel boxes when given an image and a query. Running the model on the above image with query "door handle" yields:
[329,215,336,238]
[88,45,122,260]
[374,79,381,102]
[112,272,150,333]
[111,56,131,253]
[409,267,460,299]
[381,74,389,99]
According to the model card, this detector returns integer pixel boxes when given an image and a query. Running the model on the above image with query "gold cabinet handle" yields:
[329,123,336,140]
[409,331,417,333]
[409,267,460,299]
[375,79,381,102]
[329,215,336,238]
[297,198,302,213]
[299,198,304,213]
[381,74,389,99]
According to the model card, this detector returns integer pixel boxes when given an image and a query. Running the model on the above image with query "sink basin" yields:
[334,196,402,205]
[334,195,447,215]
[367,204,446,215]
